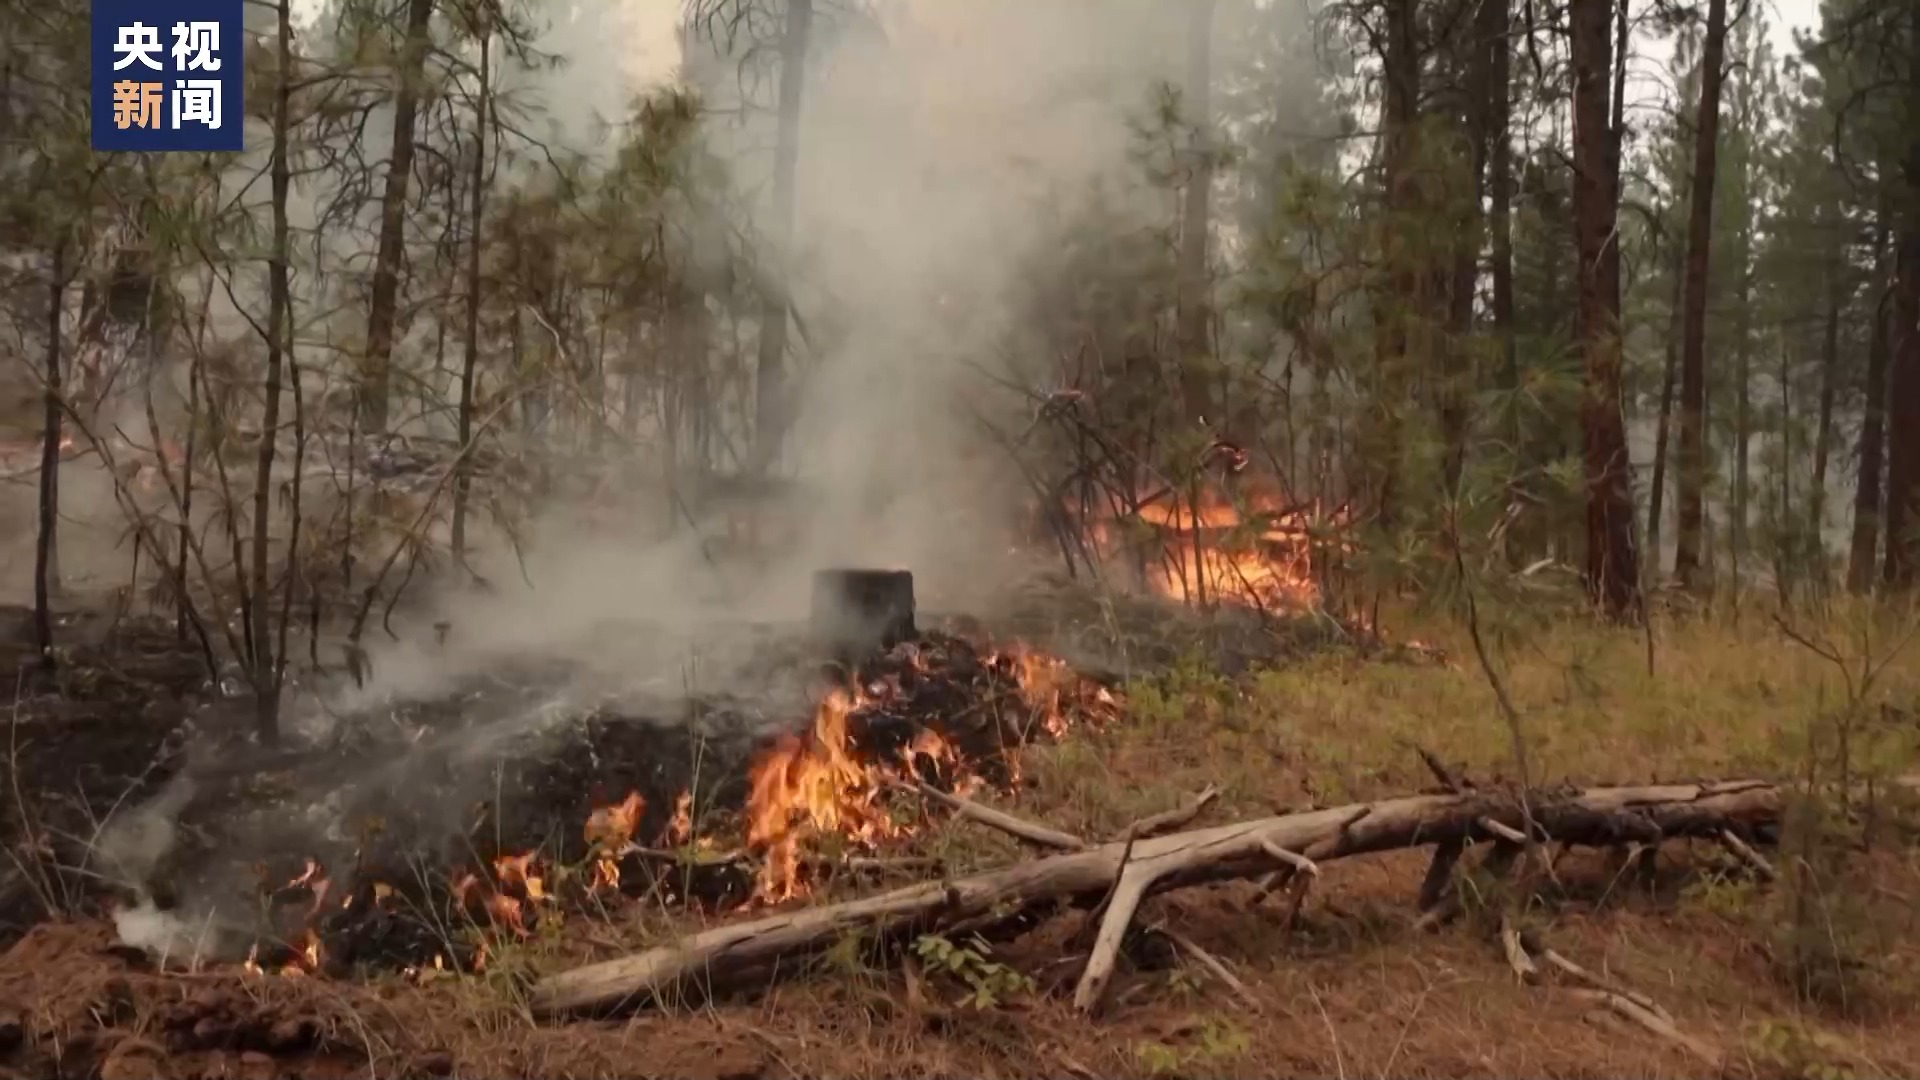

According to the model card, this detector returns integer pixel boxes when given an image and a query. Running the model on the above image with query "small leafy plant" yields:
[911,932,1035,1010]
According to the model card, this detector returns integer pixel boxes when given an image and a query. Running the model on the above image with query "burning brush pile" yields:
[129,626,1119,982]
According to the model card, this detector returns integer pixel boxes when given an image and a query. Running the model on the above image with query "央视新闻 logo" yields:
[92,0,244,152]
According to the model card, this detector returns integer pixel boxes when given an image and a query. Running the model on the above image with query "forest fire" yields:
[231,630,1119,979]
[1076,480,1349,612]
[740,639,1109,901]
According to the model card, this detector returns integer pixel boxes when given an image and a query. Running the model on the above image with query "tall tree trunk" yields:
[751,0,812,473]
[1809,250,1841,553]
[1571,0,1640,619]
[1441,0,1498,487]
[1886,9,1920,588]
[1775,311,1792,599]
[1647,221,1685,579]
[33,245,64,668]
[1177,0,1219,429]
[359,0,436,438]
[247,0,295,745]
[452,22,489,562]
[1373,0,1420,531]
[1672,0,1729,588]
[1488,0,1515,503]
[680,277,715,468]
[1847,217,1893,592]
[1609,0,1628,158]
[1732,258,1752,590]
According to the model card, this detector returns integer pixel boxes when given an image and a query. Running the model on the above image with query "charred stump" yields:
[811,569,916,660]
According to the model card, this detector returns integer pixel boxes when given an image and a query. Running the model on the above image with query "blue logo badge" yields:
[92,0,245,152]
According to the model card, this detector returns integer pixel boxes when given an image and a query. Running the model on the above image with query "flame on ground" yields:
[238,635,1116,978]
[742,640,1115,902]
[1077,479,1350,612]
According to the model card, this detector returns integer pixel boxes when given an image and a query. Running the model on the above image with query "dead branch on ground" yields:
[529,778,1785,1017]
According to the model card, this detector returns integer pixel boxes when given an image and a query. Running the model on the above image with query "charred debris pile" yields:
[125,570,1122,979]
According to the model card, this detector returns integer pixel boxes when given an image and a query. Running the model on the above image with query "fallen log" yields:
[529,779,1784,1016]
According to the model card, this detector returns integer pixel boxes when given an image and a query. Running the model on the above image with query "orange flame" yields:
[242,637,1117,981]
[745,686,898,902]
[585,791,645,851]
[740,642,1117,903]
[665,791,693,846]
[1080,482,1346,611]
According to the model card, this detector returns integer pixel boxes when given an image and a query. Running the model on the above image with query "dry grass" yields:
[5,604,1918,1079]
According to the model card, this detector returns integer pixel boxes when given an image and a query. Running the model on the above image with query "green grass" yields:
[1014,603,1920,839]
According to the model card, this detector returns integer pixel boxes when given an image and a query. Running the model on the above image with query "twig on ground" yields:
[1478,816,1529,844]
[1413,743,1469,793]
[905,779,1087,851]
[1566,988,1724,1069]
[1527,938,1673,1024]
[1155,925,1260,1012]
[1119,785,1220,841]
[1499,916,1537,982]
[1717,828,1778,881]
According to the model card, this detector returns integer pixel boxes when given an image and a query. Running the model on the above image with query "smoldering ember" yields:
[3,1,1919,1079]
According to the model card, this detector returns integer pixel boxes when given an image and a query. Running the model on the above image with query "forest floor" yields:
[2,593,1918,1079]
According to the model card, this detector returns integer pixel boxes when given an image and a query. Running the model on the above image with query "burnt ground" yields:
[1,599,1076,972]
[3,598,1919,1079]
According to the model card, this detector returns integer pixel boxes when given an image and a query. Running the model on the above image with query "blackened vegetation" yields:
[119,626,1109,978]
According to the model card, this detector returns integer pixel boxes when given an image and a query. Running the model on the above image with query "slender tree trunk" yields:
[1886,16,1920,587]
[1177,0,1218,429]
[1571,0,1640,619]
[750,0,812,473]
[1488,0,1516,504]
[33,245,64,667]
[1609,0,1628,157]
[1775,316,1792,598]
[1732,258,1752,590]
[1887,242,1920,586]
[451,23,489,562]
[176,266,217,642]
[1847,218,1892,593]
[1809,251,1841,553]
[1672,0,1729,588]
[1647,224,1685,579]
[1373,0,1420,532]
[1441,0,1497,487]
[359,0,436,438]
[245,0,295,745]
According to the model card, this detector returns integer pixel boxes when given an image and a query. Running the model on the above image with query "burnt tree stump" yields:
[811,569,917,660]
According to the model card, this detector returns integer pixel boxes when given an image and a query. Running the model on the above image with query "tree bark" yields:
[359,0,436,437]
[246,0,295,745]
[1885,14,1920,587]
[1440,0,1500,486]
[750,0,812,473]
[1371,0,1420,532]
[451,22,490,562]
[1731,256,1753,589]
[1809,249,1841,555]
[1847,217,1892,593]
[1570,0,1640,619]
[1647,219,1685,580]
[528,780,1786,1016]
[1176,0,1218,428]
[1673,0,1730,589]
[33,244,64,668]
[1487,0,1516,519]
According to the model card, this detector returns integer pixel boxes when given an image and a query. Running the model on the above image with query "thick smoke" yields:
[334,0,1198,707]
